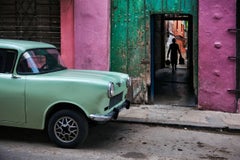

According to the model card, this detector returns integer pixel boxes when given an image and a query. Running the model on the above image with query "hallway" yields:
[154,67,196,107]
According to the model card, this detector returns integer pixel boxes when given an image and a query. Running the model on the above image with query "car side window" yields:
[16,49,66,75]
[17,52,40,74]
[0,49,17,74]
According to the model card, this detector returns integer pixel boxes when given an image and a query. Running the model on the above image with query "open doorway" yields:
[150,14,196,107]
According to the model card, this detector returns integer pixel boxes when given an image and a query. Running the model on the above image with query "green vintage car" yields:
[0,39,131,148]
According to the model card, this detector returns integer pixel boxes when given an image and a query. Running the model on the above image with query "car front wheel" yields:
[47,109,88,148]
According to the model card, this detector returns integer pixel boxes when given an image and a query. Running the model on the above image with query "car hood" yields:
[38,69,128,85]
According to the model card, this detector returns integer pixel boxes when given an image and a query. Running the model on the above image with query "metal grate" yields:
[0,0,60,49]
[109,92,123,108]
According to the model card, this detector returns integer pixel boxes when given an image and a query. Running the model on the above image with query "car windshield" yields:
[17,48,66,74]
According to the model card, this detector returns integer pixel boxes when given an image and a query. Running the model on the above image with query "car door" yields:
[0,49,26,123]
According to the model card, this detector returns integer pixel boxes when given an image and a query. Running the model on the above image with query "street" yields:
[0,122,240,160]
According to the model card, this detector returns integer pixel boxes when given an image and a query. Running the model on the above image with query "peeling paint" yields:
[111,0,198,103]
[58,0,239,112]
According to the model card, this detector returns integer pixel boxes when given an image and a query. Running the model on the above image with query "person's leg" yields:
[171,63,174,72]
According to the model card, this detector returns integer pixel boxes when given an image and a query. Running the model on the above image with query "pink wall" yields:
[74,0,110,70]
[61,0,74,68]
[60,0,238,112]
[198,0,237,112]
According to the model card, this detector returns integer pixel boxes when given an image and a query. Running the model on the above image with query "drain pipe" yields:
[236,0,240,112]
[228,0,240,112]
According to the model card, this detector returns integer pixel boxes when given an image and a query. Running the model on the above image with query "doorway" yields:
[150,14,196,107]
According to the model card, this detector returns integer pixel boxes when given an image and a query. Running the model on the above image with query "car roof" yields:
[0,39,56,53]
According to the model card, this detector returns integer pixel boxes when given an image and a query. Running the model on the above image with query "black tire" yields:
[47,109,88,148]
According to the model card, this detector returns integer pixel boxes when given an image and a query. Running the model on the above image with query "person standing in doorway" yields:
[167,38,182,72]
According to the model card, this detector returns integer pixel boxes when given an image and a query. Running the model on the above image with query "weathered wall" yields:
[198,0,236,112]
[74,0,110,70]
[61,0,74,68]
[60,0,238,112]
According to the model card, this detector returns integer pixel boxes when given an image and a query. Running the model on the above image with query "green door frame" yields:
[111,0,198,103]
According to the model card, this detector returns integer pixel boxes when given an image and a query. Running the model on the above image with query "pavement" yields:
[117,104,240,130]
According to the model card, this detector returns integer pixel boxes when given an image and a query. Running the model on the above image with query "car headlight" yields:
[108,82,115,98]
[126,77,131,88]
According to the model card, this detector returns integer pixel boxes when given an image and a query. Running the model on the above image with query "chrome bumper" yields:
[89,100,130,122]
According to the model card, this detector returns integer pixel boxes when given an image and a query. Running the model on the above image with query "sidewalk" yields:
[118,104,240,130]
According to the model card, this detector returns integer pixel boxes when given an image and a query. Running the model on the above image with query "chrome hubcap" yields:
[54,116,79,143]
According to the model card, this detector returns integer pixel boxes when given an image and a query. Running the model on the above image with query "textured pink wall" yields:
[74,0,110,70]
[61,0,74,68]
[199,0,236,112]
